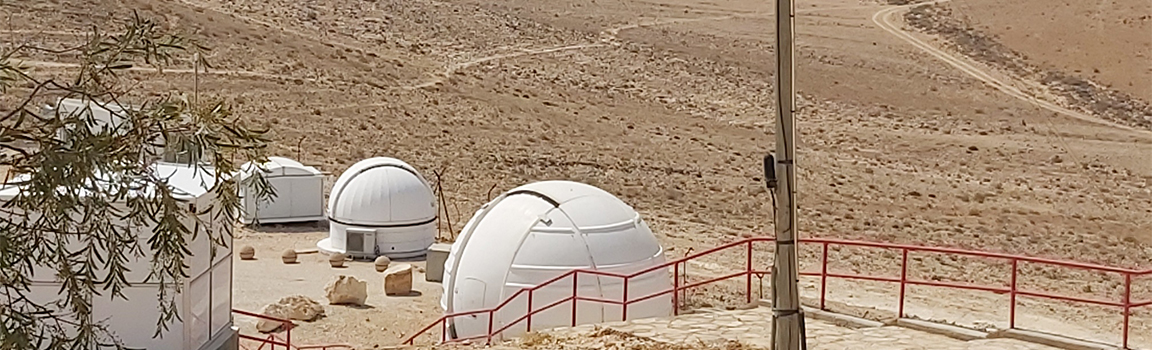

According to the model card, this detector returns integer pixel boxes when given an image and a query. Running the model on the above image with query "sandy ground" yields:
[3,0,1151,348]
[231,227,445,349]
[940,0,1152,102]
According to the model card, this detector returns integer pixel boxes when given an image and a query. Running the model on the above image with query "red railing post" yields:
[527,289,534,332]
[820,242,829,310]
[898,249,909,318]
[1010,258,1018,329]
[571,273,579,327]
[286,321,291,350]
[746,240,753,304]
[672,262,680,316]
[622,275,630,320]
[1123,273,1131,349]
[486,310,495,344]
[441,319,447,343]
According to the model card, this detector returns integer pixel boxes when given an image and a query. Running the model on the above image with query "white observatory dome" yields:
[317,157,437,259]
[441,180,672,341]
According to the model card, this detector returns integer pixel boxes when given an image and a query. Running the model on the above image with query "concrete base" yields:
[993,329,1120,350]
[896,318,988,341]
[804,307,885,329]
[425,243,452,282]
[317,237,429,260]
[316,237,345,255]
[756,300,884,329]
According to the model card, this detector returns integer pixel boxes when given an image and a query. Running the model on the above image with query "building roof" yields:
[239,156,322,178]
[0,162,221,202]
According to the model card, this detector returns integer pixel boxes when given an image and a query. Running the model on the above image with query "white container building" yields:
[1,162,238,350]
[440,180,672,341]
[47,97,130,136]
[317,157,437,259]
[45,98,194,164]
[238,156,325,225]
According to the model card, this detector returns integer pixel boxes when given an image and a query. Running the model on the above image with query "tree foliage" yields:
[0,13,273,349]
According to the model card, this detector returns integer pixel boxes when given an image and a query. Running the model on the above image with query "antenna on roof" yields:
[193,52,200,106]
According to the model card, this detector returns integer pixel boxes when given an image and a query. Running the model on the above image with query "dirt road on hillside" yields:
[873,0,1150,134]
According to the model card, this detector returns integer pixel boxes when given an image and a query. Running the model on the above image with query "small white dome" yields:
[442,180,671,340]
[318,157,437,258]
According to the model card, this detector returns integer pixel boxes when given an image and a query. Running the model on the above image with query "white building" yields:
[47,97,130,136]
[441,180,672,341]
[1,163,237,350]
[317,157,437,259]
[238,156,325,225]
[45,98,193,163]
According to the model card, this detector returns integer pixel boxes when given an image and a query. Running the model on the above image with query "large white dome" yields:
[317,157,437,258]
[441,180,671,341]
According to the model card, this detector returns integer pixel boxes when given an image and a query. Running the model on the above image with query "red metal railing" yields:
[232,309,354,350]
[233,309,294,350]
[403,237,1152,349]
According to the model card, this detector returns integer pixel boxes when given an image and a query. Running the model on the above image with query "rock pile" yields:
[256,295,325,333]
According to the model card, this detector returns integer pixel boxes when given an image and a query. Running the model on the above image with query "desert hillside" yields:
[3,0,1151,347]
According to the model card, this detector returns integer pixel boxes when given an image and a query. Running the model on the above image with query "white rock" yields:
[383,263,413,296]
[324,275,368,305]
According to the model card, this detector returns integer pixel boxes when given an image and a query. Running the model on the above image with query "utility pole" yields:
[770,0,805,347]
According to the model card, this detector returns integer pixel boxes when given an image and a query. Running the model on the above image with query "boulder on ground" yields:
[278,295,325,321]
[374,255,391,272]
[281,249,298,264]
[255,295,326,333]
[324,275,368,305]
[239,246,256,260]
[329,253,347,268]
[384,263,413,296]
[256,303,292,333]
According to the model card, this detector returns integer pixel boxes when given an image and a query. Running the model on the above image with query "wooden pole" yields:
[771,0,805,347]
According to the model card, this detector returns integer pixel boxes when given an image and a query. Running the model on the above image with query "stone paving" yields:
[548,307,1062,350]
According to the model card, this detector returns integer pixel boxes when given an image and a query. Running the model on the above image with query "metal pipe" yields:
[623,276,630,320]
[486,310,494,344]
[746,240,754,304]
[571,273,579,327]
[673,262,680,316]
[1123,273,1131,349]
[821,243,829,310]
[1010,259,1018,329]
[899,249,908,318]
[527,289,534,332]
